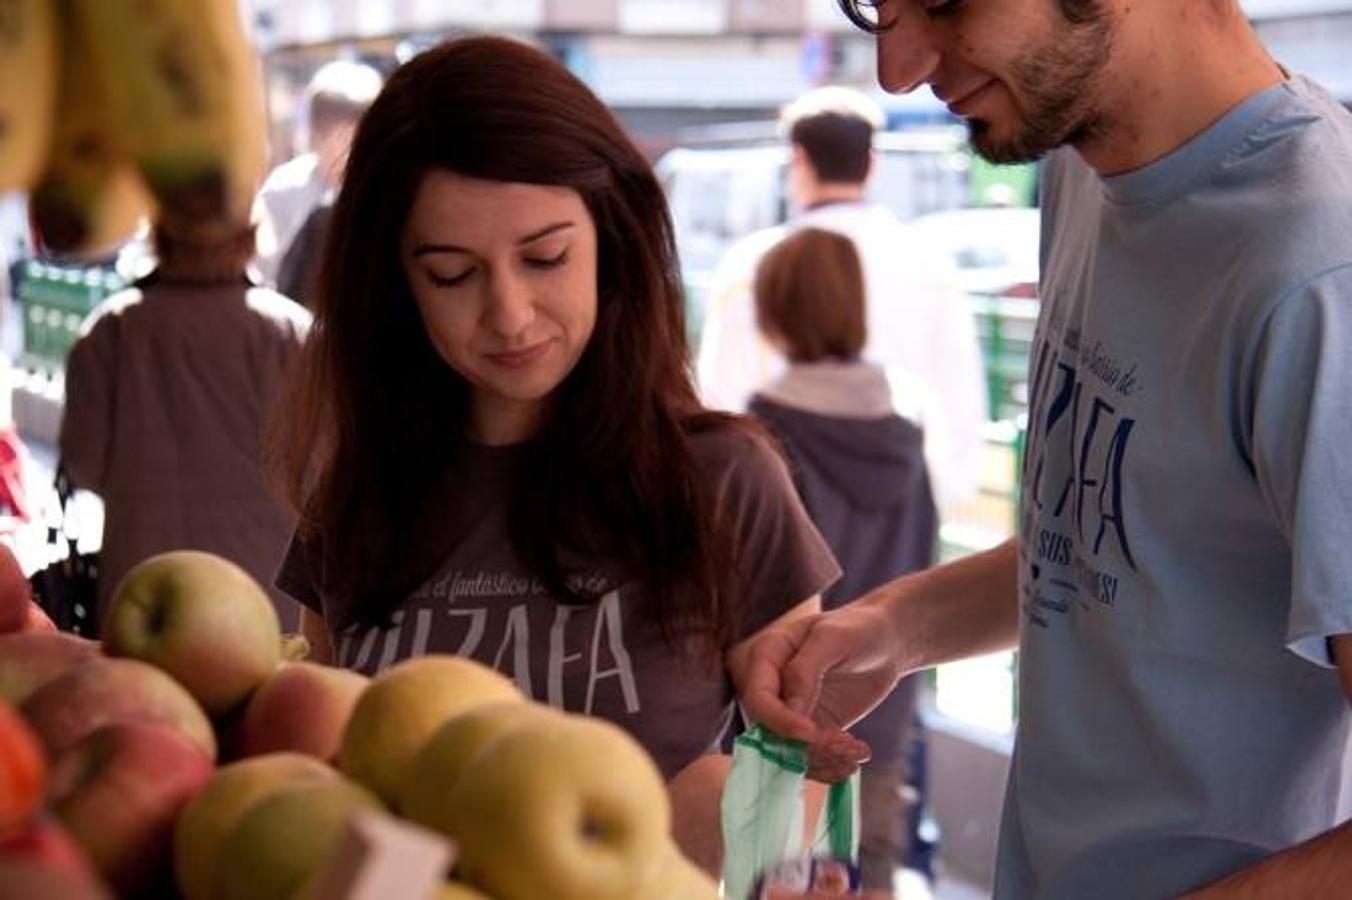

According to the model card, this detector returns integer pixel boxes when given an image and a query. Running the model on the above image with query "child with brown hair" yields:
[749,227,937,897]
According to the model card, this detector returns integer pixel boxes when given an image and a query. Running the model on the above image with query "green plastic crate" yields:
[18,260,125,373]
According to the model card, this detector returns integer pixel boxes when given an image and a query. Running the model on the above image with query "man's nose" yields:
[876,16,942,94]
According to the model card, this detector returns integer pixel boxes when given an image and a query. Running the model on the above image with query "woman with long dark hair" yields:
[273,35,839,870]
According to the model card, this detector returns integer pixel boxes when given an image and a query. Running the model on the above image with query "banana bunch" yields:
[0,0,58,193]
[28,1,153,257]
[74,0,266,236]
[0,0,267,258]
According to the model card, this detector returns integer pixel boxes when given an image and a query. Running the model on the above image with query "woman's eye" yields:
[524,250,568,270]
[428,269,474,288]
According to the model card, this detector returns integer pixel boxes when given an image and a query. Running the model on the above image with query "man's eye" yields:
[524,250,568,269]
[428,269,474,287]
[924,0,964,17]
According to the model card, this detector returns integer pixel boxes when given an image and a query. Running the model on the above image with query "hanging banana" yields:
[69,0,266,235]
[0,0,58,192]
[29,0,152,259]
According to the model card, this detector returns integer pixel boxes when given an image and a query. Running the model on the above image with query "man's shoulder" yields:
[245,286,314,336]
[258,153,323,197]
[1219,79,1352,293]
[78,287,147,338]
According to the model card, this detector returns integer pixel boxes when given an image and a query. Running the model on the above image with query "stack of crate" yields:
[17,260,125,375]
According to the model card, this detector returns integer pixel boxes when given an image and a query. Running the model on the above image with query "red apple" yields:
[102,550,282,716]
[21,656,216,760]
[0,544,31,633]
[0,700,46,837]
[0,813,92,872]
[0,631,98,706]
[47,721,213,896]
[0,859,112,899]
[229,662,369,762]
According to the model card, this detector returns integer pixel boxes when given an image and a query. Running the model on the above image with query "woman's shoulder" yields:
[686,415,791,492]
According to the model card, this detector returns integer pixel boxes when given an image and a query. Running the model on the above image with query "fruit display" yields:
[0,550,719,898]
[0,0,267,258]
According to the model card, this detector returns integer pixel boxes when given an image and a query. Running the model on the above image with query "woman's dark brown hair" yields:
[754,228,867,363]
[277,36,743,652]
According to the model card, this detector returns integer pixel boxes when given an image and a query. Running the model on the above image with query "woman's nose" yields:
[484,270,536,337]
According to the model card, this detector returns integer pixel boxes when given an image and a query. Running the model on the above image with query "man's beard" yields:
[968,11,1114,164]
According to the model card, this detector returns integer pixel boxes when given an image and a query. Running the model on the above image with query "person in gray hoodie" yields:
[748,227,937,896]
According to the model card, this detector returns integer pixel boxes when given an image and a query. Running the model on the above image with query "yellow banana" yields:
[0,0,59,192]
[28,2,152,259]
[70,0,266,234]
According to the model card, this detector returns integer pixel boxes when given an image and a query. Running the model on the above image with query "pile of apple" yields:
[0,549,718,899]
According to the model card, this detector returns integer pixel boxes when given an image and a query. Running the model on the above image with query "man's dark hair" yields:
[780,87,884,184]
[836,0,1104,32]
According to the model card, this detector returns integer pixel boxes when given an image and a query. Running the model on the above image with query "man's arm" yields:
[1181,634,1352,899]
[738,538,1021,742]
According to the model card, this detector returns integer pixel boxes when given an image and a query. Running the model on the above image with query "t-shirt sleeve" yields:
[707,428,842,641]
[1249,265,1352,666]
[275,527,324,614]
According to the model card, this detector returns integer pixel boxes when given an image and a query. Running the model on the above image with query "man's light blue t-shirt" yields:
[997,77,1352,899]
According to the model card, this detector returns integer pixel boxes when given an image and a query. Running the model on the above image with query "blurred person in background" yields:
[696,86,986,513]
[749,227,937,898]
[274,200,332,310]
[271,36,847,876]
[59,222,311,630]
[251,59,383,288]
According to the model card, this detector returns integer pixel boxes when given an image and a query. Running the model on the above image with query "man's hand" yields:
[736,600,906,745]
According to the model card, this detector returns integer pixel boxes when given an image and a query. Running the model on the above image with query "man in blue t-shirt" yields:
[740,1,1352,898]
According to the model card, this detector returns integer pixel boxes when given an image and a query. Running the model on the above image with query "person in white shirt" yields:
[252,59,383,287]
[695,87,987,511]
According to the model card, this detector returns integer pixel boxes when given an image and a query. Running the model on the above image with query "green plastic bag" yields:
[720,724,860,899]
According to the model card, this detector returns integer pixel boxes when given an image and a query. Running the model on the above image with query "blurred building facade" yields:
[239,0,1352,168]
[241,0,924,162]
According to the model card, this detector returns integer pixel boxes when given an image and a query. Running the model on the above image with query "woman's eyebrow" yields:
[517,221,575,245]
[412,221,575,257]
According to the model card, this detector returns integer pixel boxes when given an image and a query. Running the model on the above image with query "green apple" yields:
[173,752,336,900]
[48,721,213,897]
[102,550,281,716]
[0,631,98,705]
[338,655,523,805]
[399,701,560,820]
[215,777,383,900]
[635,841,721,899]
[21,657,216,760]
[226,662,369,762]
[433,712,671,900]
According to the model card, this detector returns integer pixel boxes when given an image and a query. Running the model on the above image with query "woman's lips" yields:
[485,341,551,368]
